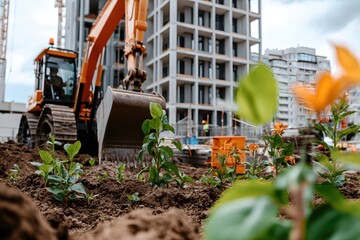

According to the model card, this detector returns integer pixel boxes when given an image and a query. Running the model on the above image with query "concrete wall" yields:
[0,113,22,142]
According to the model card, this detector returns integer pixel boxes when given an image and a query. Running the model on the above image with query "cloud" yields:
[5,0,58,102]
[311,0,360,33]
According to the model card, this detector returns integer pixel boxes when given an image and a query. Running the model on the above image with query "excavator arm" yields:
[74,0,165,161]
[74,0,151,119]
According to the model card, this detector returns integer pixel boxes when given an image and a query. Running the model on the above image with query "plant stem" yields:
[290,183,306,240]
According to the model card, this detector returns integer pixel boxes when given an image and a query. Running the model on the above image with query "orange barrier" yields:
[211,136,246,174]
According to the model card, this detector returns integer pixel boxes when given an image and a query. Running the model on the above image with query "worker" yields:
[202,120,209,136]
[46,67,65,99]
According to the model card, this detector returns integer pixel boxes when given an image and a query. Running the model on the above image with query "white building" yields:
[65,0,262,140]
[263,47,331,128]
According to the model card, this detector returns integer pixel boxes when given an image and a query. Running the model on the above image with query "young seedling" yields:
[117,163,125,182]
[127,192,140,203]
[8,164,20,183]
[137,102,192,187]
[88,158,96,167]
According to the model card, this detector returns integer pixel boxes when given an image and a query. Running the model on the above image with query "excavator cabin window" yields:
[43,55,77,102]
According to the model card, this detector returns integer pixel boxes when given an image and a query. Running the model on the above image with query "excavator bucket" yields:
[96,86,166,163]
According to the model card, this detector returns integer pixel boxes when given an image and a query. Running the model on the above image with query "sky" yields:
[3,0,360,103]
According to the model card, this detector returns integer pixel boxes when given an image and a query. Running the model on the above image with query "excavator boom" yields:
[86,0,166,160]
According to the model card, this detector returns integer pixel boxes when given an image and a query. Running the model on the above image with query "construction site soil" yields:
[0,140,359,239]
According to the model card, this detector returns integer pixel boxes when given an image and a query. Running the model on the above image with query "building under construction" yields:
[0,0,26,142]
[64,0,262,141]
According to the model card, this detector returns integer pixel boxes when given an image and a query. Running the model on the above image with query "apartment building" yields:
[263,47,331,128]
[64,0,262,139]
[144,0,261,138]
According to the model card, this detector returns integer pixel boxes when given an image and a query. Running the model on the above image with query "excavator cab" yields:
[32,47,77,107]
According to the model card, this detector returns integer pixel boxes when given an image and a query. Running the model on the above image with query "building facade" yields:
[64,0,262,139]
[144,0,261,139]
[263,47,331,128]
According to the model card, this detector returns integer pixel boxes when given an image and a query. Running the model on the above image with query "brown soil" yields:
[0,140,359,239]
[0,141,221,239]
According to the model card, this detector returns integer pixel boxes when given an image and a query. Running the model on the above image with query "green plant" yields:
[117,163,125,182]
[242,144,267,179]
[85,192,99,206]
[313,97,360,187]
[263,123,295,177]
[31,133,62,187]
[200,169,222,188]
[88,158,96,167]
[127,192,140,203]
[97,171,109,181]
[8,164,20,183]
[46,141,87,205]
[137,102,192,187]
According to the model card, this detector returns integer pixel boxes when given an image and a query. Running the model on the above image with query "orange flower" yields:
[292,73,346,114]
[285,156,296,165]
[335,45,360,83]
[248,143,259,151]
[292,46,360,114]
[273,122,288,135]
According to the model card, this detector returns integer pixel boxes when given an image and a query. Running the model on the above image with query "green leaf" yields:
[236,64,278,125]
[30,162,42,167]
[48,175,63,183]
[212,180,286,211]
[64,141,81,160]
[315,183,360,215]
[332,151,360,169]
[150,118,162,131]
[205,197,282,240]
[172,139,182,151]
[149,167,159,186]
[39,164,53,174]
[39,150,53,165]
[46,187,66,202]
[276,163,316,191]
[150,102,163,118]
[163,161,180,175]
[162,172,173,185]
[307,205,360,240]
[338,125,360,141]
[160,146,174,159]
[69,182,87,195]
[163,123,175,133]
[141,119,151,135]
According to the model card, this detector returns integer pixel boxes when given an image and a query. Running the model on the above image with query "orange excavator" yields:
[17,0,165,159]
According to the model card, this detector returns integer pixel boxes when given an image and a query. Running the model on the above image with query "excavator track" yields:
[36,104,77,147]
[17,113,39,148]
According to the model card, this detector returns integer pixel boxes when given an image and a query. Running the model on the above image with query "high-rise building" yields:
[263,47,331,128]
[65,0,262,139]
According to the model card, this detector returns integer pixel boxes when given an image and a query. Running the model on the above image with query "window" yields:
[233,65,238,81]
[178,60,185,74]
[232,18,238,33]
[233,42,238,57]
[179,36,185,48]
[216,14,224,31]
[199,36,204,51]
[199,11,204,26]
[216,63,225,80]
[179,12,185,22]
[163,65,169,78]
[232,0,237,8]
[216,39,225,54]
[199,61,204,77]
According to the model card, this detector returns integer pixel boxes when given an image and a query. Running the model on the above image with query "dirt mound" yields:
[0,185,57,240]
[89,208,200,240]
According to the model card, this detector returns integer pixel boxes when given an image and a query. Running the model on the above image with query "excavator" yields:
[17,0,165,160]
